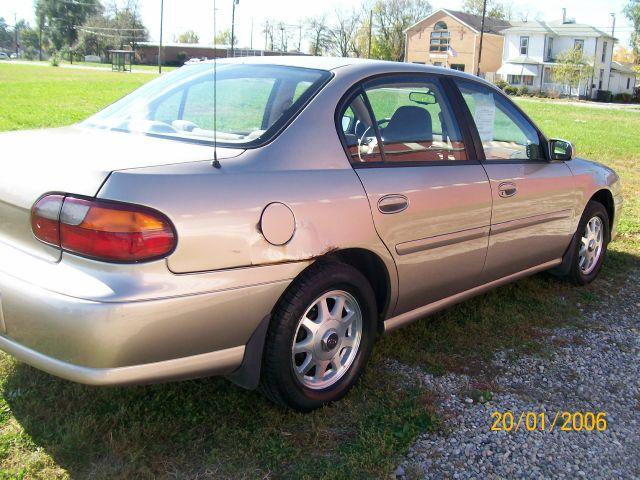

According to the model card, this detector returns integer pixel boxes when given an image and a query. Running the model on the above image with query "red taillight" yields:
[31,195,176,262]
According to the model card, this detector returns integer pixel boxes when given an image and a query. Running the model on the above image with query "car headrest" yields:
[383,106,433,144]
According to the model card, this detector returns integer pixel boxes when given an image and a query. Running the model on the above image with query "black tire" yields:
[564,200,610,285]
[259,260,377,412]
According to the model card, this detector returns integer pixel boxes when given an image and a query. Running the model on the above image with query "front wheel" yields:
[564,201,610,285]
[259,261,377,411]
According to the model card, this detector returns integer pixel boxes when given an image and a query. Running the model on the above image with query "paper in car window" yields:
[471,93,496,142]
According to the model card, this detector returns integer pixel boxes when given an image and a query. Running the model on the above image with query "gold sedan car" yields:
[0,57,622,411]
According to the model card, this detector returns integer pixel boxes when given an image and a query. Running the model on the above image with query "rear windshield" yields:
[83,63,331,147]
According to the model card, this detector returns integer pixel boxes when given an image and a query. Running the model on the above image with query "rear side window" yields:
[339,95,384,164]
[455,79,543,161]
[83,64,331,147]
[338,76,468,165]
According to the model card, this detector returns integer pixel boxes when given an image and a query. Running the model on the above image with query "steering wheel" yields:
[356,122,379,162]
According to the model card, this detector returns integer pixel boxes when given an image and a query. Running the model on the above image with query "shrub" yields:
[176,51,187,65]
[49,51,61,67]
[547,89,561,99]
[613,93,632,103]
[494,80,509,91]
[504,85,518,95]
[517,86,529,96]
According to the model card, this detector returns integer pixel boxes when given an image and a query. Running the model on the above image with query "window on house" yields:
[574,39,584,52]
[599,69,604,89]
[430,22,450,53]
[547,37,553,59]
[508,75,522,85]
[627,78,631,89]
[450,64,465,71]
[602,41,608,62]
[520,36,529,55]
[523,76,534,86]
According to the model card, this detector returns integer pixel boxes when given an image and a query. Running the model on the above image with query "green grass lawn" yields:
[0,63,638,478]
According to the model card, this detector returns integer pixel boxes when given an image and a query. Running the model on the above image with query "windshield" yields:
[83,63,331,146]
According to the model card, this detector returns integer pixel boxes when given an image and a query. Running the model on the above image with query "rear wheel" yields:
[564,201,610,285]
[259,261,377,411]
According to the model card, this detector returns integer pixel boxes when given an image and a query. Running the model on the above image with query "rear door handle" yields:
[498,182,517,198]
[378,194,409,214]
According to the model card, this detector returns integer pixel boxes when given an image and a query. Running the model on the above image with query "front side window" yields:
[83,63,331,147]
[520,36,529,55]
[357,77,467,163]
[455,80,543,161]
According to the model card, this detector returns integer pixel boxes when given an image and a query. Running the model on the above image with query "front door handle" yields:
[378,194,409,214]
[498,182,517,198]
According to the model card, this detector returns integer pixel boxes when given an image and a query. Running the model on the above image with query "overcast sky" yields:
[1,0,635,51]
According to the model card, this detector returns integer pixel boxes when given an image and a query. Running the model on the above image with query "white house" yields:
[497,12,634,97]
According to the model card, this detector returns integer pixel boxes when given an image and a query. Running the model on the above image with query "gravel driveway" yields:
[394,269,640,479]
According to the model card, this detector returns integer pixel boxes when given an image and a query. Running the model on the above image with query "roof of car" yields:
[202,55,492,84]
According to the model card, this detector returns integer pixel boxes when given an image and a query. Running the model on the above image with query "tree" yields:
[0,18,12,50]
[35,0,102,50]
[328,8,361,57]
[462,0,508,20]
[214,28,231,45]
[74,1,148,58]
[305,15,331,56]
[371,0,432,61]
[614,46,637,64]
[625,0,640,62]
[553,48,594,93]
[176,30,199,44]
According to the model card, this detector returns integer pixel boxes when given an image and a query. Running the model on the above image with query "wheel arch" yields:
[227,248,393,390]
[589,189,615,234]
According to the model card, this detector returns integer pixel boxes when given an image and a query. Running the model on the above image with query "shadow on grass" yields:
[3,249,638,478]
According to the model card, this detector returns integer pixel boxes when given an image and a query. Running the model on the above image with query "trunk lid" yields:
[0,126,243,262]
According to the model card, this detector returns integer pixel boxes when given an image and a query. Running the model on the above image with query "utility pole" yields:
[14,13,19,59]
[368,9,373,58]
[610,12,616,38]
[158,0,164,74]
[476,0,487,76]
[38,13,43,61]
[250,17,253,50]
[231,0,239,56]
[298,24,302,52]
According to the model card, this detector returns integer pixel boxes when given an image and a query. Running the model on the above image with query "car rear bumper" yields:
[0,241,308,385]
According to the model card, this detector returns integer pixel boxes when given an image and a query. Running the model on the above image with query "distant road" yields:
[4,60,164,75]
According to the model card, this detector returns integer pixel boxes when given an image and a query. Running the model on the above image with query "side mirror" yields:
[549,138,576,161]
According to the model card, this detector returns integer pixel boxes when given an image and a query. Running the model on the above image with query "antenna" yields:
[211,0,221,168]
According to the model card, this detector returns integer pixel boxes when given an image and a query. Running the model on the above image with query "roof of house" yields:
[405,8,512,35]
[442,9,512,34]
[503,20,616,39]
[611,61,638,75]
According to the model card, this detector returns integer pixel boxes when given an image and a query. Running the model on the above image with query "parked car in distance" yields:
[0,52,9,60]
[9,53,17,59]
[0,57,623,411]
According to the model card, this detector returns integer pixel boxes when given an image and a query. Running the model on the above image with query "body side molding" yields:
[383,259,561,332]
